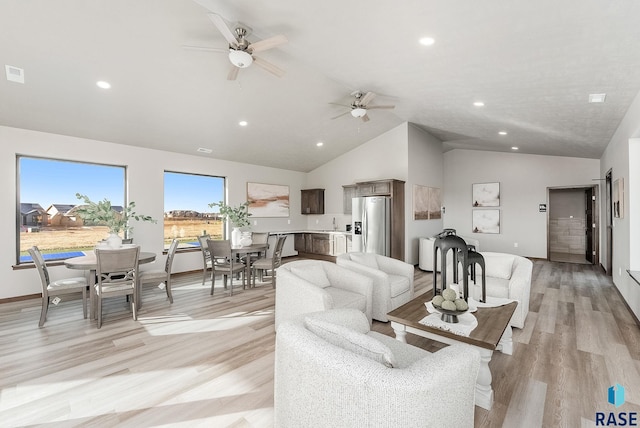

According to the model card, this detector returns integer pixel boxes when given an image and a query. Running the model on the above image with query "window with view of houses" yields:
[17,156,126,264]
[163,171,225,250]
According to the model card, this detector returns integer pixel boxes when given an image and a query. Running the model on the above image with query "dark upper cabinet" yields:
[301,189,325,214]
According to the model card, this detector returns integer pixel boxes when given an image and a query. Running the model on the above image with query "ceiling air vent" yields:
[197,148,213,153]
[588,93,606,103]
[5,65,25,83]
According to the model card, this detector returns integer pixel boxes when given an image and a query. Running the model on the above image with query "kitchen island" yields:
[269,230,351,261]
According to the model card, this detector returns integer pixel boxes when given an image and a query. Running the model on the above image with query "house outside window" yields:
[17,156,126,264]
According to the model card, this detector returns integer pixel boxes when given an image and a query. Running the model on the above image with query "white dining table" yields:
[64,251,156,320]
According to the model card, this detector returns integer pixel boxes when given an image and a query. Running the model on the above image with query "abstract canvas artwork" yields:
[472,182,500,207]
[472,209,500,234]
[246,182,290,217]
[613,178,624,218]
[413,185,441,220]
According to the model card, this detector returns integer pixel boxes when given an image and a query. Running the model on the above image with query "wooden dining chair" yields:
[207,239,246,296]
[28,246,88,327]
[95,246,140,328]
[252,235,287,287]
[136,239,178,309]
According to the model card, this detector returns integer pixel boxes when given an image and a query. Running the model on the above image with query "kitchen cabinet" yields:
[301,189,325,214]
[294,232,350,261]
[294,233,311,253]
[342,184,357,214]
[356,180,391,196]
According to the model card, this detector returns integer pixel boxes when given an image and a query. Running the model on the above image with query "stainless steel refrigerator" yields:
[351,196,391,256]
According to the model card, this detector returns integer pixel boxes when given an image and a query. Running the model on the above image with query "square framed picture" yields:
[472,209,500,234]
[246,182,290,217]
[472,182,500,207]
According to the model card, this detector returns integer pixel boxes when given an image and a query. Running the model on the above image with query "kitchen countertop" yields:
[268,230,351,235]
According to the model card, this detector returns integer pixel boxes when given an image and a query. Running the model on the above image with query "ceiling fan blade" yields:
[249,34,288,53]
[329,102,352,108]
[253,56,285,77]
[359,91,376,107]
[366,105,395,110]
[182,44,228,53]
[361,114,370,123]
[208,13,238,46]
[331,111,351,120]
[227,65,240,80]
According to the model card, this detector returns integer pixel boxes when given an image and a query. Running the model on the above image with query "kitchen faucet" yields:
[332,217,337,231]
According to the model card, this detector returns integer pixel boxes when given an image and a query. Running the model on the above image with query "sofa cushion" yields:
[290,264,331,288]
[324,287,367,313]
[482,253,515,280]
[304,309,370,334]
[350,253,379,269]
[388,274,410,298]
[305,317,396,368]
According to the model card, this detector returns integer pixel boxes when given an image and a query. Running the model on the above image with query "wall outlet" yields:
[619,267,622,276]
[253,220,257,226]
[52,297,61,305]
[287,219,291,224]
[316,219,319,224]
[514,242,518,248]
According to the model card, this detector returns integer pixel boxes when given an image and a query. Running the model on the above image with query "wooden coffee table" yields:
[387,296,517,410]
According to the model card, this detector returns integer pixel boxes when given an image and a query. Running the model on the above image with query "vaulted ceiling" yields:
[2,0,640,172]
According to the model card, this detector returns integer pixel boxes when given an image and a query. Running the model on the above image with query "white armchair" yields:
[447,251,533,328]
[274,309,480,428]
[275,260,373,330]
[336,252,414,322]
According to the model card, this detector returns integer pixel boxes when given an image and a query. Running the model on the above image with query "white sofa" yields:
[446,251,533,329]
[274,309,480,428]
[275,260,373,329]
[336,252,414,322]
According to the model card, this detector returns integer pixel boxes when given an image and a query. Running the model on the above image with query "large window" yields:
[163,171,225,249]
[17,156,125,264]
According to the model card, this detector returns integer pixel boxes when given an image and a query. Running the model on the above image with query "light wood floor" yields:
[1,259,639,427]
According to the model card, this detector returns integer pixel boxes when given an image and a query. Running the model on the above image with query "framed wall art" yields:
[472,182,500,207]
[246,182,290,217]
[413,185,441,220]
[472,209,500,234]
[613,178,624,218]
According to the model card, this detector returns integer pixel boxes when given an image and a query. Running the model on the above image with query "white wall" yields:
[1,126,306,299]
[442,149,600,258]
[305,122,409,234]
[406,124,444,264]
[600,85,640,320]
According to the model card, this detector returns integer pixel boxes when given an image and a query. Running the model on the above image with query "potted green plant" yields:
[209,200,252,246]
[74,193,157,248]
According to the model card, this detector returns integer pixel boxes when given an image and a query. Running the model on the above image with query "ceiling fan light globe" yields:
[351,107,367,118]
[228,49,253,68]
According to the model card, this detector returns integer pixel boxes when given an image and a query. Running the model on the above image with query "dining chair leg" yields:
[210,273,216,296]
[82,288,88,319]
[166,278,173,303]
[38,296,49,327]
[131,294,137,321]
[97,296,103,329]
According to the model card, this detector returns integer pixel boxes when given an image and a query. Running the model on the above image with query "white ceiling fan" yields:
[185,12,288,80]
[331,91,396,122]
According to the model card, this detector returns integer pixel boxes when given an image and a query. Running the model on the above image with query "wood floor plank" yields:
[1,259,639,427]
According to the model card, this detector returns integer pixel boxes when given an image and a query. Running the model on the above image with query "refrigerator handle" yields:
[362,204,367,251]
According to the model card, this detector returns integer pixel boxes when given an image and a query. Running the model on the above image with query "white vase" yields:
[106,233,122,249]
[231,227,242,247]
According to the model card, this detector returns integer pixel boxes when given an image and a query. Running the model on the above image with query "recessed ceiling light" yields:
[511,146,519,150]
[473,101,485,107]
[499,131,508,135]
[419,37,435,46]
[316,142,324,147]
[197,147,213,153]
[238,120,248,127]
[588,93,606,103]
[96,80,111,89]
